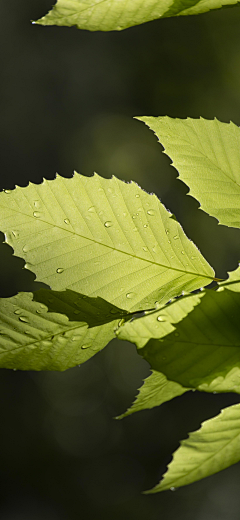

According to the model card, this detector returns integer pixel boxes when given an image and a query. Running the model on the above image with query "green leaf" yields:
[0,173,214,312]
[149,403,240,492]
[118,278,240,393]
[0,290,128,371]
[140,116,240,228]
[117,370,189,419]
[219,263,240,292]
[34,0,240,32]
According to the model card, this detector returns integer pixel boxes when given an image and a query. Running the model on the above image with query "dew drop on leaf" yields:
[12,230,19,238]
[56,268,64,274]
[14,309,21,315]
[81,344,91,350]
[64,218,70,225]
[143,224,148,228]
[181,251,185,255]
[173,235,179,240]
[142,247,148,252]
[88,206,95,212]
[22,245,29,253]
[104,221,113,228]
[165,229,170,235]
[33,211,41,218]
[147,209,155,216]
[157,316,164,322]
[34,200,41,209]
[135,194,140,198]
[71,335,83,341]
[126,292,135,299]
[19,316,29,323]
[3,189,11,194]
[170,487,176,491]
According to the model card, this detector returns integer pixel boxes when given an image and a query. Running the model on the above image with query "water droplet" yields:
[64,218,70,225]
[12,230,19,238]
[56,268,64,274]
[118,318,125,327]
[191,256,196,260]
[132,215,137,219]
[3,189,11,194]
[147,209,155,216]
[88,206,95,212]
[98,187,103,192]
[168,240,171,244]
[142,247,148,252]
[126,292,135,299]
[14,309,21,315]
[170,487,176,491]
[71,335,82,341]
[104,221,113,228]
[165,229,170,235]
[135,194,140,198]
[107,187,113,193]
[19,316,29,323]
[36,307,45,314]
[110,308,119,315]
[73,310,81,315]
[143,224,148,228]
[81,344,91,350]
[157,316,164,322]
[33,211,41,218]
[22,245,29,253]
[173,235,179,240]
[181,251,185,255]
[25,262,33,271]
[34,200,41,209]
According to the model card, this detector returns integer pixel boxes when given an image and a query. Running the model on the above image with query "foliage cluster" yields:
[1,0,240,493]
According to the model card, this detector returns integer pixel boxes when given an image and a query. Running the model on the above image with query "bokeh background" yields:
[1,1,240,519]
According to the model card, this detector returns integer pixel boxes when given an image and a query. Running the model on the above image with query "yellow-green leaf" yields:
[0,173,214,312]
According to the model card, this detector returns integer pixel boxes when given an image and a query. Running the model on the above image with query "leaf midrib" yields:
[0,202,213,280]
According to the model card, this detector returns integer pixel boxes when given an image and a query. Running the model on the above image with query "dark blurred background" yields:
[1,1,240,519]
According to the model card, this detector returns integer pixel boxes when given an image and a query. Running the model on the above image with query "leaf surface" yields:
[118,275,240,393]
[0,290,128,370]
[140,117,240,228]
[117,370,189,418]
[35,0,240,32]
[0,173,214,312]
[149,403,240,492]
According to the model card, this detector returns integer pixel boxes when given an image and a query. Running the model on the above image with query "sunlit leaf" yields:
[0,290,128,370]
[140,116,240,228]
[118,270,240,393]
[149,403,240,492]
[35,0,240,32]
[0,173,214,312]
[117,370,189,418]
